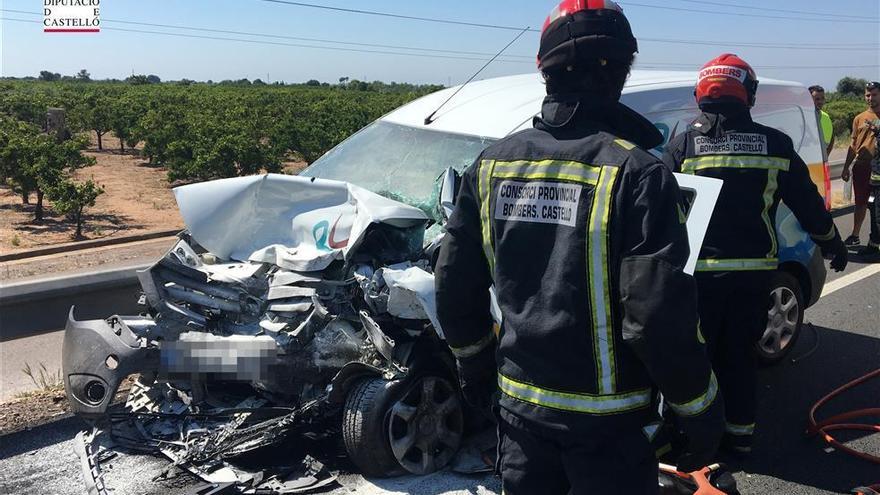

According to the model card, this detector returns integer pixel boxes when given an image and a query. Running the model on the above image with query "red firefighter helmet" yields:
[695,53,759,108]
[537,0,638,73]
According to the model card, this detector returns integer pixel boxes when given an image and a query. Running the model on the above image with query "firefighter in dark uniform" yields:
[435,2,724,493]
[662,54,849,455]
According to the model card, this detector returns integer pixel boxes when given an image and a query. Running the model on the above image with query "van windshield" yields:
[302,121,495,215]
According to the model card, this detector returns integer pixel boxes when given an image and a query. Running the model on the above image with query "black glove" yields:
[456,344,497,411]
[823,238,849,272]
[675,394,725,473]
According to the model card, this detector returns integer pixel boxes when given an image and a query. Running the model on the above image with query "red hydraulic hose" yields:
[807,368,880,467]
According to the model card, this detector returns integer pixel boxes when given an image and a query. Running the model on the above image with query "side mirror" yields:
[438,167,461,223]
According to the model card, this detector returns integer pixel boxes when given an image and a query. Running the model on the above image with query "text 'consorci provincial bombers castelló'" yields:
[495,181,583,228]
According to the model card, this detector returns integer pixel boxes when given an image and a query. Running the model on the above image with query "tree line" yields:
[2,73,866,239]
[824,77,875,139]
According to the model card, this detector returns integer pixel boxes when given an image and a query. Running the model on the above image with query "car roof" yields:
[381,71,801,139]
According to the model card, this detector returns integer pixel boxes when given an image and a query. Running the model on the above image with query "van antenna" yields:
[424,26,530,126]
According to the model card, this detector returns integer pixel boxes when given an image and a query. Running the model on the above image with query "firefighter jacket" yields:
[662,110,841,272]
[435,95,720,428]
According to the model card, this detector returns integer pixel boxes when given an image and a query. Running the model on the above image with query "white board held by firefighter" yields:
[672,173,723,275]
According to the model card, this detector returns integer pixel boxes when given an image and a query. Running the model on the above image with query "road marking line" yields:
[821,264,880,298]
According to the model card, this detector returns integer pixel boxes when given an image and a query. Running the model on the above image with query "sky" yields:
[0,0,878,89]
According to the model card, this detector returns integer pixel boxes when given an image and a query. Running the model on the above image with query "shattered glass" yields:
[302,121,494,220]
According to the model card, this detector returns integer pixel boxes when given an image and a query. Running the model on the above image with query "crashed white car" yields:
[62,70,822,493]
[63,175,469,492]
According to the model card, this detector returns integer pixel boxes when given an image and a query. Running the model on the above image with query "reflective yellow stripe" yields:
[498,373,652,415]
[478,159,497,276]
[725,422,756,436]
[811,224,837,242]
[668,372,719,417]
[589,166,620,394]
[761,169,780,258]
[696,258,778,271]
[449,332,494,359]
[871,173,880,182]
[614,138,636,150]
[491,159,601,185]
[681,155,790,173]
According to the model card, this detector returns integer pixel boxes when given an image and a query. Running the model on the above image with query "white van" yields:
[305,71,832,364]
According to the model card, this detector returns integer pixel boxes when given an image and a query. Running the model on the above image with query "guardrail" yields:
[829,159,844,180]
[0,265,148,340]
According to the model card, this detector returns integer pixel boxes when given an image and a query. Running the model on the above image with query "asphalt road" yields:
[1,210,877,495]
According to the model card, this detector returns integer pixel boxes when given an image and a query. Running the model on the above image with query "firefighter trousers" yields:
[695,271,771,452]
[496,408,658,495]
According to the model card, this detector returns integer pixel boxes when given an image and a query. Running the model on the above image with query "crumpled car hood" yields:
[174,174,430,271]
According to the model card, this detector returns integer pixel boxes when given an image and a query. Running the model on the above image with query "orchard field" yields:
[0,79,439,249]
[0,75,869,250]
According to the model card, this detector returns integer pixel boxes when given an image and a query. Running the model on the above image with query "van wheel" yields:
[756,272,804,364]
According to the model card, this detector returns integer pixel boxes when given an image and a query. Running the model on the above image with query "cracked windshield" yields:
[302,121,494,214]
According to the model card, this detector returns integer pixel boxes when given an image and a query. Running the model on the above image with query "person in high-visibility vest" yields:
[663,54,848,456]
[435,2,724,493]
[809,85,835,158]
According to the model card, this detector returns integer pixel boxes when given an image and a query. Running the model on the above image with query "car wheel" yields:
[756,272,804,364]
[386,375,463,475]
[342,378,407,477]
[342,375,464,477]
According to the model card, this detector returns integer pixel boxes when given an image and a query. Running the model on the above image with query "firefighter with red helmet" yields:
[435,2,724,492]
[662,54,848,455]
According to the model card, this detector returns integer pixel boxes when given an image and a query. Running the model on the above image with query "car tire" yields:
[342,374,464,477]
[756,271,804,365]
[342,377,407,478]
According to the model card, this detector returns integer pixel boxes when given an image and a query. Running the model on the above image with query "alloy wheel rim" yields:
[760,286,799,355]
[387,376,463,475]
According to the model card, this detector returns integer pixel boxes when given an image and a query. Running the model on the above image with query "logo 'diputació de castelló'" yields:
[44,0,100,33]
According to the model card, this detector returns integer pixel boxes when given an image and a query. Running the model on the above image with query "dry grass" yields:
[20,362,63,392]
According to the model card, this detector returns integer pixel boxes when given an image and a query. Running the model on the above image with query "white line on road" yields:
[821,264,880,298]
